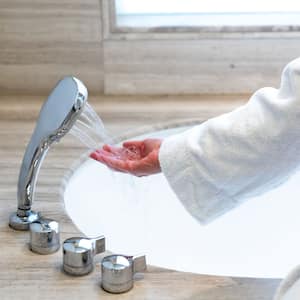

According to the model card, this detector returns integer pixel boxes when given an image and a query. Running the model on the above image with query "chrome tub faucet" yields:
[9,77,88,230]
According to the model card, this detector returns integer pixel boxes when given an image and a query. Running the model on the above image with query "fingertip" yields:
[90,151,107,164]
[102,144,110,151]
[95,149,114,157]
[90,152,99,160]
[96,148,106,154]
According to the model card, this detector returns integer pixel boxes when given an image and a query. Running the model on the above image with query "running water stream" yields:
[70,102,114,150]
[68,101,140,208]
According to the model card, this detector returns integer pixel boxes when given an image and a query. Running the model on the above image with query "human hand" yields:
[90,139,162,177]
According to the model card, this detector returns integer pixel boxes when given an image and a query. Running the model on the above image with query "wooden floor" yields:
[0,95,281,300]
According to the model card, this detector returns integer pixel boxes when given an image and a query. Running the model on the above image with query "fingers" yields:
[90,150,111,164]
[90,141,162,177]
[101,144,140,160]
[99,155,129,173]
[90,149,143,175]
[90,151,101,161]
[90,151,129,173]
[102,144,123,155]
[94,149,116,158]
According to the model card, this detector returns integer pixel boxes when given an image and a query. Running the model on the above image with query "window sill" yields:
[116,13,300,33]
[103,1,300,40]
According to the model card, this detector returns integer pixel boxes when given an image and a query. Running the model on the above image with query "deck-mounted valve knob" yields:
[101,254,147,294]
[63,236,106,276]
[29,218,60,254]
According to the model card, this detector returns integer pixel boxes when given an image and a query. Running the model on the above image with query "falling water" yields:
[64,101,149,255]
[69,101,139,204]
[70,102,114,150]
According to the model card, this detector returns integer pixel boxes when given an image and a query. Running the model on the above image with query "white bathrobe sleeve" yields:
[159,57,300,224]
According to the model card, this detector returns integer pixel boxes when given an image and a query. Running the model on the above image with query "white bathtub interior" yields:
[63,126,300,279]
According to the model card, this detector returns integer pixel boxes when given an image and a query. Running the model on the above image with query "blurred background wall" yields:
[1,0,300,96]
[0,0,104,95]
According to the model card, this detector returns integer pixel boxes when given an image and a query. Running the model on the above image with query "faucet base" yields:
[9,210,40,231]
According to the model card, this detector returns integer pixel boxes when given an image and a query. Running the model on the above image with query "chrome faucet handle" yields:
[63,236,106,276]
[9,77,88,231]
[29,218,60,254]
[101,254,147,294]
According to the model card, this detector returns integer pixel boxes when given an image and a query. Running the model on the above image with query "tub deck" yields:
[0,95,280,300]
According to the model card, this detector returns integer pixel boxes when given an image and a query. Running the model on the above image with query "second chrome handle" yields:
[63,236,105,276]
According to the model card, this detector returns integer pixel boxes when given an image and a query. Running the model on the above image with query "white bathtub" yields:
[64,126,300,279]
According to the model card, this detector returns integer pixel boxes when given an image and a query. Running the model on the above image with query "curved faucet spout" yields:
[9,77,88,230]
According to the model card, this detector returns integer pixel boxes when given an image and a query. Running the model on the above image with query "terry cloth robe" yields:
[159,57,300,299]
[274,265,300,300]
[159,57,300,224]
